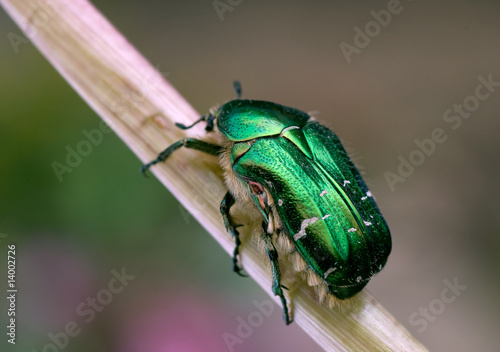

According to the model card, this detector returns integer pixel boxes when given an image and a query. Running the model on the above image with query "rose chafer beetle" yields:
[142,82,391,325]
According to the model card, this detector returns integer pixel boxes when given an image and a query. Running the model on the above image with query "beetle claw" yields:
[140,163,154,176]
[233,264,248,277]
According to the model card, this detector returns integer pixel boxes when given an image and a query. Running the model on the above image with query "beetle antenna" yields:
[233,80,242,99]
[204,113,215,132]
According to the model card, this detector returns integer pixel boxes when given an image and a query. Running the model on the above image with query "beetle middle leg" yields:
[220,191,247,277]
[261,221,293,325]
[141,138,221,173]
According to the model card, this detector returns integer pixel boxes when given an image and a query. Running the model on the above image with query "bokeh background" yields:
[1,0,499,351]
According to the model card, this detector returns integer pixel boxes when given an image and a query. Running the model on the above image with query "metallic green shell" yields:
[218,100,391,299]
[217,100,310,141]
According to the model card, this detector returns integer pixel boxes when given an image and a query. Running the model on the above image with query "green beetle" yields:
[142,82,391,324]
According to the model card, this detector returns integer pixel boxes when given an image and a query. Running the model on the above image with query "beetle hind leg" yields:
[231,225,246,277]
[220,191,247,277]
[260,222,293,325]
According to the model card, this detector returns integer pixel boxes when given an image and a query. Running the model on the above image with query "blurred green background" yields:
[1,0,499,351]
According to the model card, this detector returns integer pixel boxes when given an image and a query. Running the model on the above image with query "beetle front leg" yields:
[141,138,222,173]
[220,191,247,277]
[260,222,293,325]
[175,113,216,132]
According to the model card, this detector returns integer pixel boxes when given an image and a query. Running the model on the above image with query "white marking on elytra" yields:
[280,125,300,136]
[366,191,373,197]
[324,267,337,279]
[356,276,362,283]
[278,199,283,206]
[348,228,357,232]
[343,180,351,187]
[294,214,331,241]
[319,190,328,197]
[361,196,367,201]
[363,221,372,226]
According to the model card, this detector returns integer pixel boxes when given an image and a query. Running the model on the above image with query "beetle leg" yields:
[261,222,293,325]
[175,113,216,132]
[220,191,247,277]
[175,114,207,130]
[141,138,221,174]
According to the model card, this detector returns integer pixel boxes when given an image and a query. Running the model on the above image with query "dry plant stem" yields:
[1,1,428,351]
